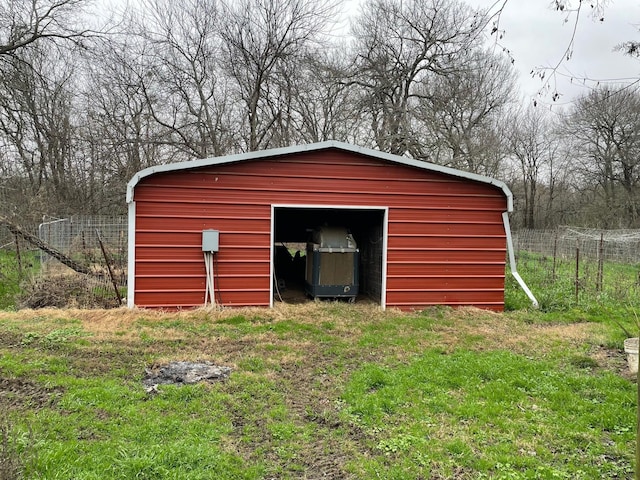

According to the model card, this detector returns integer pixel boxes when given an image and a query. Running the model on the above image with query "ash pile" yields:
[143,361,232,388]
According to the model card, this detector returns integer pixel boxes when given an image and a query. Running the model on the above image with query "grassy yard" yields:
[0,303,636,479]
[505,250,640,315]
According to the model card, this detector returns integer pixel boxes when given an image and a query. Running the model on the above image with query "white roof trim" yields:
[126,141,513,211]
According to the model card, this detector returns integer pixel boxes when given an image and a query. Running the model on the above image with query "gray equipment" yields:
[305,226,359,301]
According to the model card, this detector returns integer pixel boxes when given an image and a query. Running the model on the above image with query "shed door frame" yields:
[270,204,389,309]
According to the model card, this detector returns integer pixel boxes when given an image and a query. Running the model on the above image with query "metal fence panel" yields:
[513,227,640,264]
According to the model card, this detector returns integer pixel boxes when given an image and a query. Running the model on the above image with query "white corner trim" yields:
[127,201,136,308]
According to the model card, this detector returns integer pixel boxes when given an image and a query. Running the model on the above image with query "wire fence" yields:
[0,216,128,308]
[2,221,640,308]
[37,215,128,269]
[513,227,640,264]
[512,227,640,308]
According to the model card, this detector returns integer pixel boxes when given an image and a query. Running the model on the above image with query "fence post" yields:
[96,229,122,306]
[575,242,580,303]
[552,230,558,280]
[14,233,22,279]
[597,232,604,293]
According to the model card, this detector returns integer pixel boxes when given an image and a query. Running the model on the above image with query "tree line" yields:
[0,0,638,229]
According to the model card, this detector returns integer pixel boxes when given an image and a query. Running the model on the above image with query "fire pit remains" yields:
[143,361,232,387]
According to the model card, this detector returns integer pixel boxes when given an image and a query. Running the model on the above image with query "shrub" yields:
[17,274,119,309]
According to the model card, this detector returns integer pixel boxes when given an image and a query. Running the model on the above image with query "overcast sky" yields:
[340,0,640,106]
[466,0,640,105]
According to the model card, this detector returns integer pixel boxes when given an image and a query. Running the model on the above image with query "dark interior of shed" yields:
[273,207,385,305]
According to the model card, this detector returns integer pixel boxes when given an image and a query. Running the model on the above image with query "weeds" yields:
[18,274,119,309]
[506,251,640,314]
[21,327,88,349]
[0,418,22,480]
[0,415,35,480]
[2,244,638,315]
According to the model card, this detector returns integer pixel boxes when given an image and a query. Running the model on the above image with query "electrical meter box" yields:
[202,230,219,252]
[305,226,359,301]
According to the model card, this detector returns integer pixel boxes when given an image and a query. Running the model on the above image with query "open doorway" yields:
[271,205,387,307]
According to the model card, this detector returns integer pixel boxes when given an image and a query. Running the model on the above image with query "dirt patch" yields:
[0,377,63,410]
[0,331,22,348]
[67,345,146,378]
[215,338,366,479]
[264,343,371,479]
[591,345,633,379]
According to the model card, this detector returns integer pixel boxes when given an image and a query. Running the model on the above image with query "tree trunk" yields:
[0,217,92,275]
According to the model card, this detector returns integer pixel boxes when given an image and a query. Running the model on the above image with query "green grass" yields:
[0,249,40,309]
[505,251,640,324]
[341,350,633,478]
[0,303,636,479]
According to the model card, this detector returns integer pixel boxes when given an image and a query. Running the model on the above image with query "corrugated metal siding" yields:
[132,149,508,310]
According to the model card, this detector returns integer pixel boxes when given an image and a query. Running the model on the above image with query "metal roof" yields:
[126,141,513,211]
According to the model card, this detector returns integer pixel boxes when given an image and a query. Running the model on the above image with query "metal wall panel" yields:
[132,148,508,310]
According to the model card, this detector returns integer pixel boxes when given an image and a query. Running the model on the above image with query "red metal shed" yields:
[126,141,535,311]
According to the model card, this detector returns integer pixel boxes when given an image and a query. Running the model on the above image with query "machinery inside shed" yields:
[272,207,386,305]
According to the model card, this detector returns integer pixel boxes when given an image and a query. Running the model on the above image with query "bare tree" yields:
[219,0,337,151]
[0,45,80,217]
[561,86,640,227]
[0,0,109,219]
[0,0,95,56]
[76,36,169,213]
[506,106,556,229]
[350,0,488,156]
[130,0,236,159]
[288,49,362,144]
[412,48,517,176]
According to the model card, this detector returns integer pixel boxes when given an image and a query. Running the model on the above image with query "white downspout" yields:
[502,212,539,308]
